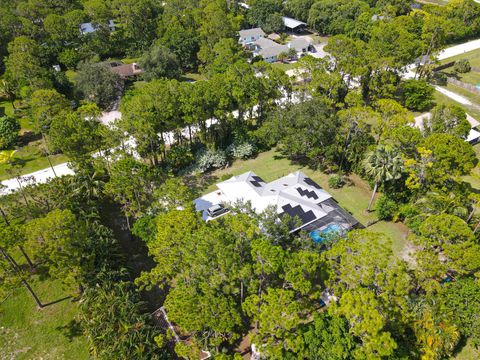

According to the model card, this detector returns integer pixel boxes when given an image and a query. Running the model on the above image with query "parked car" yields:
[207,204,229,218]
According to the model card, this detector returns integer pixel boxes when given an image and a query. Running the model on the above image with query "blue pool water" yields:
[310,224,343,243]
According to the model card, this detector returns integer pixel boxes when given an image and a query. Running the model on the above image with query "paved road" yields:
[0,163,74,195]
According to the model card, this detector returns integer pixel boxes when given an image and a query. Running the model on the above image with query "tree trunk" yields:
[18,245,34,270]
[367,182,378,211]
[0,248,43,308]
[42,133,57,177]
[0,206,10,225]
[467,207,476,223]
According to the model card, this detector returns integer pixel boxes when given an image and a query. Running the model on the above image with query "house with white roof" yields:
[288,38,310,56]
[194,171,358,235]
[239,28,266,46]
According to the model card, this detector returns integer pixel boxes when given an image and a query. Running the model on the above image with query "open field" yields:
[205,149,410,256]
[0,277,89,360]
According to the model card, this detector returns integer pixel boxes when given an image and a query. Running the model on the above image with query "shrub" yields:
[400,79,434,111]
[328,174,345,189]
[166,144,194,170]
[0,116,20,149]
[196,149,227,172]
[431,72,447,86]
[227,142,256,160]
[453,59,471,74]
[375,195,399,220]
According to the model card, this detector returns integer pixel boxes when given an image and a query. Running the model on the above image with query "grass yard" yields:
[0,139,68,180]
[458,71,480,87]
[182,73,207,82]
[433,89,480,120]
[204,149,410,255]
[0,277,90,360]
[454,339,480,360]
[271,62,299,72]
[443,82,480,105]
[0,98,14,117]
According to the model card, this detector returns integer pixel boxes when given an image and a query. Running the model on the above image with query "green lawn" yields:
[434,89,480,120]
[271,62,299,72]
[458,71,480,87]
[181,73,207,82]
[0,138,68,180]
[440,47,480,68]
[442,82,480,106]
[0,277,90,360]
[204,149,410,255]
[0,98,14,117]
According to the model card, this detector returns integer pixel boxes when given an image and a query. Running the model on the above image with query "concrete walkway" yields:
[434,86,474,106]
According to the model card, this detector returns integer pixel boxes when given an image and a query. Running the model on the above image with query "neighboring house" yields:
[80,20,115,35]
[109,62,144,79]
[282,16,307,32]
[253,37,289,62]
[414,112,480,144]
[238,28,266,46]
[288,38,310,56]
[194,171,358,237]
[258,44,289,63]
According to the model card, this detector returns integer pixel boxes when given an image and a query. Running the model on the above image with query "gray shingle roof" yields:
[239,28,265,39]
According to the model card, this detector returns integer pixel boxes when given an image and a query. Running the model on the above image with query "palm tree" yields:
[363,144,404,211]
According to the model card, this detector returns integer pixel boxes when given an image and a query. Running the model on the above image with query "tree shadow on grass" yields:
[451,335,469,358]
[56,319,83,342]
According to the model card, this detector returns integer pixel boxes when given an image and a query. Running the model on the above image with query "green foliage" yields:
[247,0,284,33]
[375,195,399,220]
[453,59,471,73]
[308,0,369,35]
[260,98,340,170]
[436,278,480,347]
[49,105,104,161]
[104,156,162,219]
[4,36,52,94]
[79,277,166,360]
[426,104,471,139]
[399,79,434,111]
[166,144,194,170]
[139,44,181,80]
[0,116,20,150]
[196,148,228,172]
[227,141,256,160]
[58,48,80,69]
[27,89,70,134]
[328,174,346,189]
[295,312,356,359]
[75,62,122,109]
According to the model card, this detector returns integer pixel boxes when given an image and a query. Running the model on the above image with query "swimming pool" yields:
[309,224,343,243]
